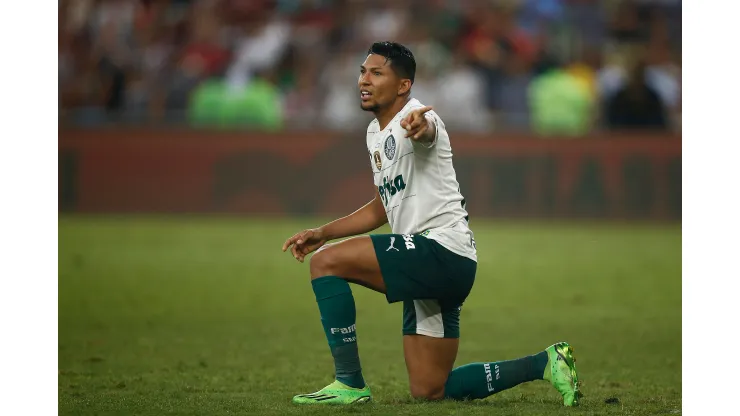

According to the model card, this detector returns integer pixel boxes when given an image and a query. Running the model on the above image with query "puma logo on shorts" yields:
[387,236,400,252]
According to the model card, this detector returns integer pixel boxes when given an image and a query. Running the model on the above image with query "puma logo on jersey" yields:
[378,174,407,206]
[387,237,400,251]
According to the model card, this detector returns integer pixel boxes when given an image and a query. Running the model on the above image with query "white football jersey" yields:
[366,98,477,262]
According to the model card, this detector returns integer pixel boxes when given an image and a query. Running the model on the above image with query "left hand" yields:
[400,106,434,141]
[282,228,327,263]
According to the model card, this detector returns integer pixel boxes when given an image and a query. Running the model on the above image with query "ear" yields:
[397,79,412,96]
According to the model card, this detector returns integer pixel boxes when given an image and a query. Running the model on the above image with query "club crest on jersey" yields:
[384,135,396,160]
[373,151,382,170]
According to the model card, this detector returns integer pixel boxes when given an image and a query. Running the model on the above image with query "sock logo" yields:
[484,363,495,392]
[330,324,356,335]
[387,237,400,252]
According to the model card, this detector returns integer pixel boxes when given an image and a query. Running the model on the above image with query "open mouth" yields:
[361,91,372,101]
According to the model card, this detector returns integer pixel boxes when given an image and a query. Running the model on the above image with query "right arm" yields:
[282,189,388,262]
[320,189,388,241]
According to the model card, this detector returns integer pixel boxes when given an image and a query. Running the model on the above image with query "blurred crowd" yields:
[58,0,682,135]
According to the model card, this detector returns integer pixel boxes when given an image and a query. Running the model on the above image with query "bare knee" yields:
[309,247,337,279]
[409,383,445,401]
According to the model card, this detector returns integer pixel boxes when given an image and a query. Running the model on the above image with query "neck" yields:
[376,96,411,130]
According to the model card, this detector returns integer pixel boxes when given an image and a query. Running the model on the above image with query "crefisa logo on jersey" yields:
[373,151,382,170]
[384,135,396,160]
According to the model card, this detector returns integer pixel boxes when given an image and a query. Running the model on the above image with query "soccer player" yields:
[282,41,581,406]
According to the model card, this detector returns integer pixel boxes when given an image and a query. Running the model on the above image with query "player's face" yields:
[358,54,405,112]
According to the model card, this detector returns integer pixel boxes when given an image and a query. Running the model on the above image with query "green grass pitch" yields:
[59,216,681,415]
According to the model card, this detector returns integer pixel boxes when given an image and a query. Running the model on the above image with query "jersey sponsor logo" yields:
[402,234,415,250]
[378,174,407,206]
[384,134,396,160]
[373,151,382,170]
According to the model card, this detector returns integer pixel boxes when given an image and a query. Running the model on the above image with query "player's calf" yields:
[309,275,366,389]
[403,334,459,401]
[299,235,389,396]
[441,344,583,406]
[409,383,445,401]
[442,352,549,401]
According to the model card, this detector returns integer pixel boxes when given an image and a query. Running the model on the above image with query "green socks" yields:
[311,276,366,389]
[444,352,549,400]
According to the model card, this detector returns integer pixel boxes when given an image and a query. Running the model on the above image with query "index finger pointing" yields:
[415,105,433,116]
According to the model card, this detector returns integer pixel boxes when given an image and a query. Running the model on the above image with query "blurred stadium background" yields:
[59,0,681,220]
[58,1,682,414]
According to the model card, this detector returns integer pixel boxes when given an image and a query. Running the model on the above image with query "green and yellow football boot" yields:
[544,342,583,406]
[292,380,372,405]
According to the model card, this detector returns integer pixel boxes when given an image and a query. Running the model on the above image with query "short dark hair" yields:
[367,41,416,83]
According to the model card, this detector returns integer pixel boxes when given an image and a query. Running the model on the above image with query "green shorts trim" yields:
[370,233,476,339]
[403,299,462,339]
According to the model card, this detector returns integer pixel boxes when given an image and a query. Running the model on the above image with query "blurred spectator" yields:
[609,0,647,44]
[320,49,367,131]
[566,46,601,100]
[225,16,291,91]
[282,50,321,129]
[645,40,681,112]
[460,5,509,111]
[165,2,230,117]
[189,74,283,130]
[181,8,230,79]
[565,0,607,48]
[516,0,564,38]
[358,0,409,46]
[529,58,594,136]
[433,52,490,133]
[597,47,680,122]
[91,2,136,114]
[605,60,668,130]
[495,53,534,131]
